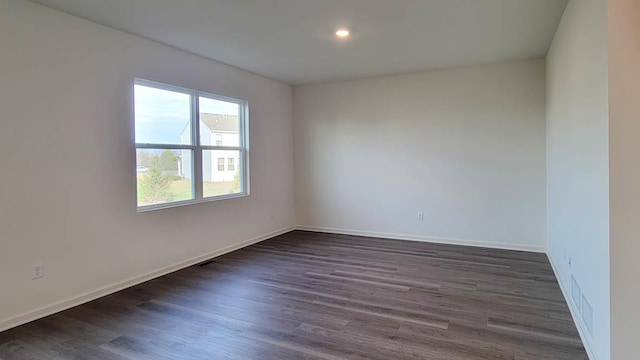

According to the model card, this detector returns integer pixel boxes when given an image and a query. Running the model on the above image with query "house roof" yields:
[200,114,239,133]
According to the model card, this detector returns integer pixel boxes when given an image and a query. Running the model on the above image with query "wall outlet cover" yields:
[32,263,44,280]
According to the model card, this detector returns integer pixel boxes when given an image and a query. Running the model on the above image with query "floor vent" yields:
[581,296,593,335]
[571,275,581,311]
[197,260,216,267]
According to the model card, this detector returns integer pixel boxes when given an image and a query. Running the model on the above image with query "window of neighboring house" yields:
[228,158,235,171]
[134,79,249,211]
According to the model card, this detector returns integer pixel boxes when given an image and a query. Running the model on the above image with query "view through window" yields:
[134,79,248,210]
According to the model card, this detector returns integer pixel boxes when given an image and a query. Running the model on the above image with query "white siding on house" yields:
[179,119,241,183]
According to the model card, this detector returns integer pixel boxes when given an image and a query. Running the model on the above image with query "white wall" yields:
[0,0,294,329]
[294,59,547,251]
[545,0,610,359]
[608,0,640,358]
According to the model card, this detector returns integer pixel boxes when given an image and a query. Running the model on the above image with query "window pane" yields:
[135,84,192,145]
[137,149,193,206]
[199,96,240,146]
[203,150,242,198]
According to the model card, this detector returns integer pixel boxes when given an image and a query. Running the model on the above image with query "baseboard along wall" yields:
[1,224,553,334]
[547,255,598,360]
[0,226,296,333]
[296,225,547,253]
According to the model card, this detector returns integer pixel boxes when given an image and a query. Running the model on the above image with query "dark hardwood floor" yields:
[0,231,588,359]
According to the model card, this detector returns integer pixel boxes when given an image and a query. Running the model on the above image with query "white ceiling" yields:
[30,0,568,85]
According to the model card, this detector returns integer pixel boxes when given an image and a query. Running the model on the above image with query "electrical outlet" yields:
[417,212,424,221]
[32,263,44,280]
[581,295,593,335]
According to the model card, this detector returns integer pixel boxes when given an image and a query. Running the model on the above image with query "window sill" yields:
[137,192,249,213]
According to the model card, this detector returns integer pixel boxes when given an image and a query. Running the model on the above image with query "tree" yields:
[139,157,173,203]
[136,150,154,168]
[232,172,241,193]
[158,150,179,171]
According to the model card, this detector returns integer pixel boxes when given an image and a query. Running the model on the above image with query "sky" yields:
[134,84,239,145]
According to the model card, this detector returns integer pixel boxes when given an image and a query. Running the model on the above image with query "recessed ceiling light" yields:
[335,28,351,39]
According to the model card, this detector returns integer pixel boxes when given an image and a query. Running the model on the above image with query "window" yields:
[134,79,248,210]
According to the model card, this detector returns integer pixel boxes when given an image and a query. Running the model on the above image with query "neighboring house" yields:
[180,113,240,183]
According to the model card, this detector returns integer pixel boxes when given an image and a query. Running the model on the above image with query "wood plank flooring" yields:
[0,231,588,359]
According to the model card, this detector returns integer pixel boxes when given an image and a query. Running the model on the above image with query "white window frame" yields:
[135,78,250,212]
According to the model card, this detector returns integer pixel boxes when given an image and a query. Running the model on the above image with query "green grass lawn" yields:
[171,179,237,200]
[137,176,237,206]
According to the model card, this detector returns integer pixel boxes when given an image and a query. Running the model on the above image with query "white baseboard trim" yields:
[547,254,597,360]
[296,225,546,253]
[0,225,296,333]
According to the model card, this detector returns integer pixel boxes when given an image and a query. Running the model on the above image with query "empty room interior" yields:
[0,0,638,359]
